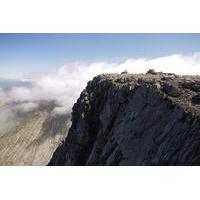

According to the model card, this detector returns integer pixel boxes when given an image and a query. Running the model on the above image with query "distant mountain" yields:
[0,78,71,165]
[49,72,200,166]
[0,100,71,165]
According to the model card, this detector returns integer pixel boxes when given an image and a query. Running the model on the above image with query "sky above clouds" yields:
[0,33,200,79]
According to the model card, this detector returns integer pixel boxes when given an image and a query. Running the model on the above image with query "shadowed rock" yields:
[192,94,200,105]
[146,69,157,75]
[162,82,181,97]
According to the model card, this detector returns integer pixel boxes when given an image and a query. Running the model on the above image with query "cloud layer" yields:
[1,53,200,115]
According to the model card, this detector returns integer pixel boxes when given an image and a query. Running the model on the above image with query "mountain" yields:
[0,101,70,165]
[49,71,200,166]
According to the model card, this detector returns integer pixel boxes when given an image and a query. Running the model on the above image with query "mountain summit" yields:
[49,71,200,165]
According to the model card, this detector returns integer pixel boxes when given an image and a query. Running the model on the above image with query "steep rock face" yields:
[49,72,200,166]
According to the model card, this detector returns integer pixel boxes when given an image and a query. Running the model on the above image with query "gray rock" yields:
[192,94,200,105]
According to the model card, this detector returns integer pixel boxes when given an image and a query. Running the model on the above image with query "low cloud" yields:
[14,102,39,112]
[51,106,69,116]
[0,52,199,136]
[0,88,9,105]
[1,53,200,115]
[0,105,19,136]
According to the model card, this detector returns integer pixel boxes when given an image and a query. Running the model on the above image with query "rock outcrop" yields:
[49,72,200,166]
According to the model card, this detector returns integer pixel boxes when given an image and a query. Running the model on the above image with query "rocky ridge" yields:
[49,71,200,165]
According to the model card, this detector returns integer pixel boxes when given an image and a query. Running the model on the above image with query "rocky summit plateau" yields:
[49,70,200,166]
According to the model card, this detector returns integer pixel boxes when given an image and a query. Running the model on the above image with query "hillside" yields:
[49,71,200,165]
[0,101,70,165]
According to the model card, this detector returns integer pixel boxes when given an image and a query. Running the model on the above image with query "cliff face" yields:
[49,72,200,166]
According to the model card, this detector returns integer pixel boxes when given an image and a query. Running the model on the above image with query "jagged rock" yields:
[121,70,128,75]
[49,72,200,166]
[146,69,157,75]
[182,81,200,92]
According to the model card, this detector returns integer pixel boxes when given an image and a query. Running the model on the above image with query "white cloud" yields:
[0,88,6,98]
[0,53,200,115]
[113,53,200,75]
[14,102,38,112]
[0,52,198,137]
[51,106,70,116]
[0,105,19,136]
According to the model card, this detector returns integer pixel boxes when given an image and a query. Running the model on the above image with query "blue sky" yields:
[0,33,200,75]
